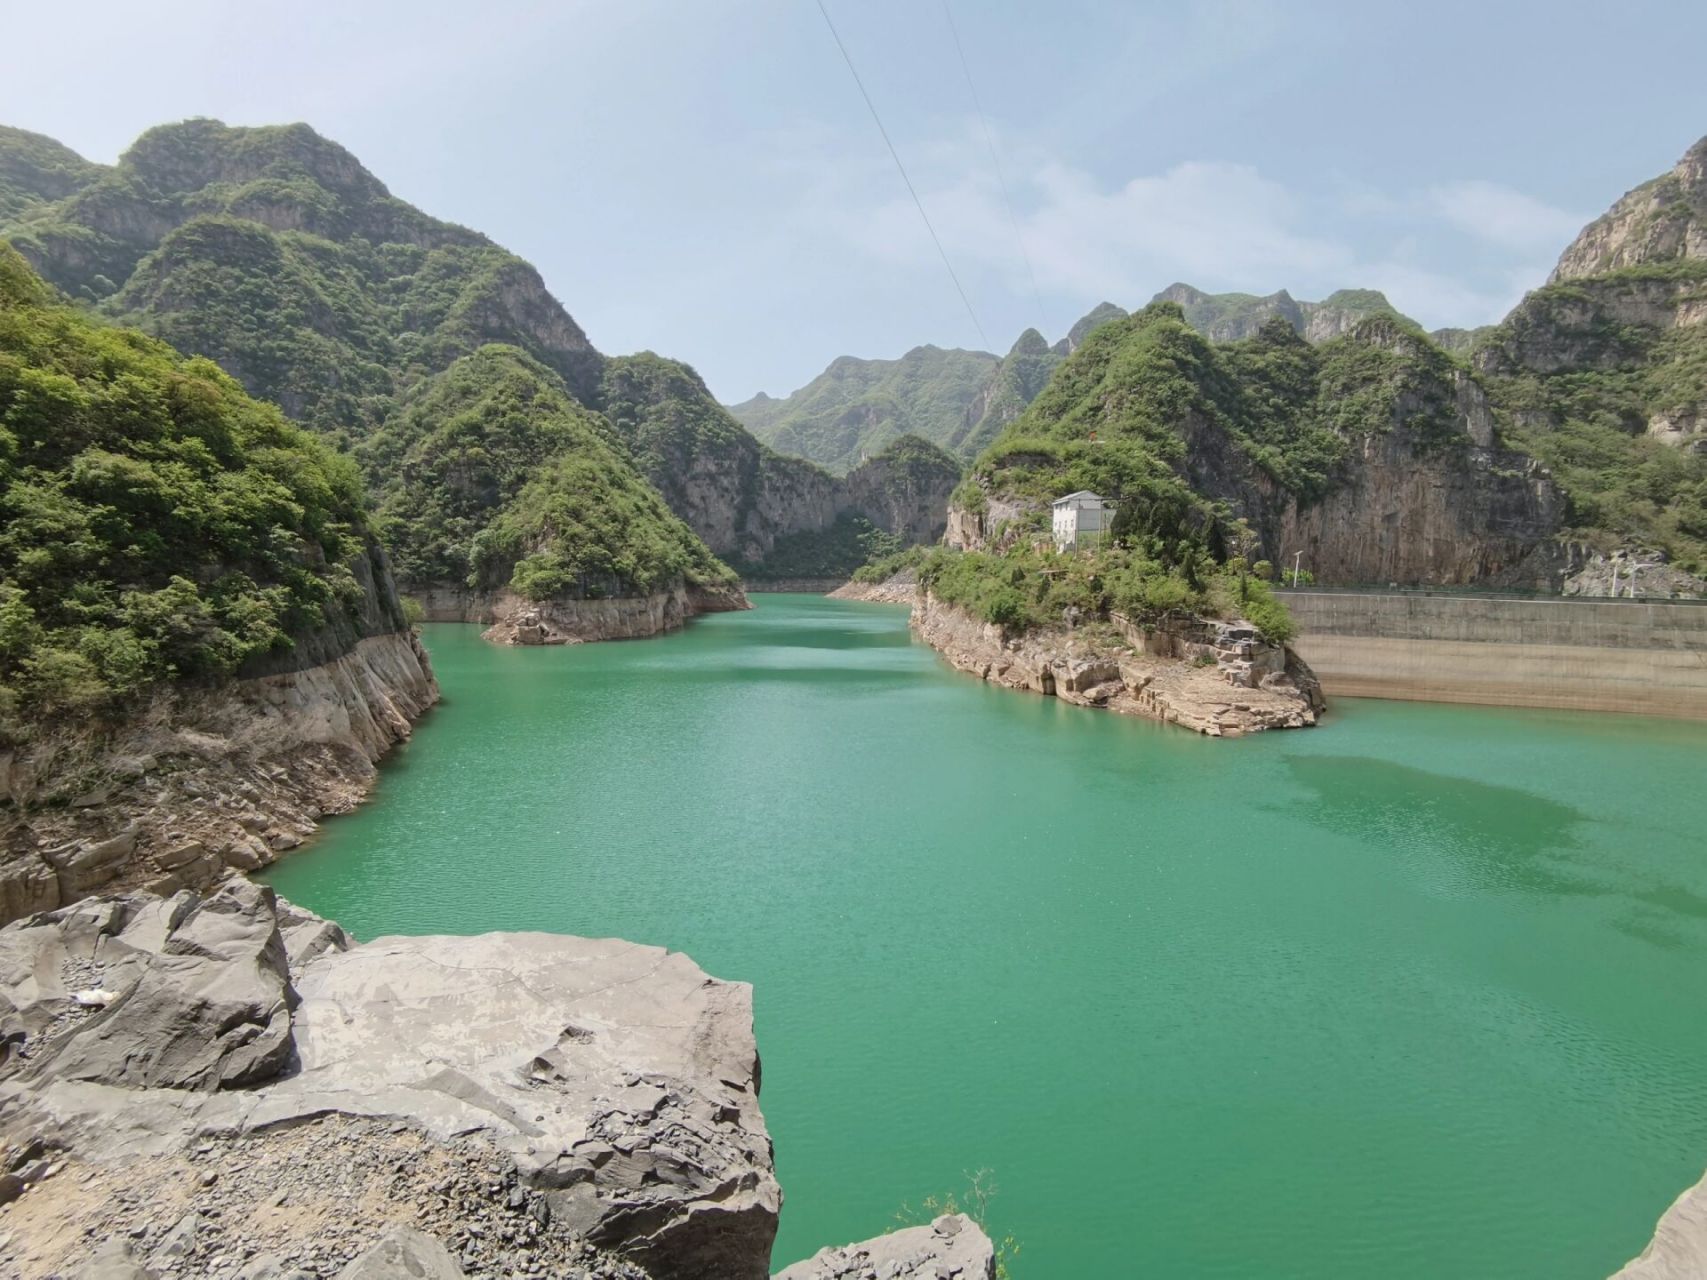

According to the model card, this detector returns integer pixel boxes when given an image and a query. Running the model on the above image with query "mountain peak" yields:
[120,118,391,206]
[1550,133,1707,282]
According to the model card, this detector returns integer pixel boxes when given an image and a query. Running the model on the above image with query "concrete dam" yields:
[1281,590,1707,719]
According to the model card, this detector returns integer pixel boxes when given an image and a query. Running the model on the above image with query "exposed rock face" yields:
[1563,548,1707,598]
[0,629,437,927]
[773,1215,994,1280]
[0,881,779,1279]
[1611,1168,1707,1279]
[943,495,1042,553]
[1552,136,1707,282]
[912,594,1321,735]
[409,582,750,645]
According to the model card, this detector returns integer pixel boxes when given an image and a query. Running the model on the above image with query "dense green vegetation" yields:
[918,543,1294,643]
[952,303,1450,518]
[0,126,105,224]
[1479,260,1707,572]
[0,244,377,734]
[364,345,734,599]
[730,344,999,473]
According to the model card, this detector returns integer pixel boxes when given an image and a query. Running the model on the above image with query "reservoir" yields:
[264,595,1707,1278]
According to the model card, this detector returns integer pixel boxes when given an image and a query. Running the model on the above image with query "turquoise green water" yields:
[264,597,1707,1278]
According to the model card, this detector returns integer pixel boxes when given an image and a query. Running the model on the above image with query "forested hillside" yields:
[0,244,397,735]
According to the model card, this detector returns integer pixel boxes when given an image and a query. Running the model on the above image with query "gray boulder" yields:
[773,1214,996,1280]
[336,1226,464,1278]
[11,877,297,1090]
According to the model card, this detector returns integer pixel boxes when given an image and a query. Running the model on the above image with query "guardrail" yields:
[1274,585,1707,607]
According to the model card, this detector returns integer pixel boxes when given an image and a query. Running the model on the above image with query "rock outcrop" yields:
[912,594,1321,735]
[1611,1168,1707,1279]
[0,881,779,1279]
[410,582,750,645]
[1152,283,1412,344]
[1551,136,1707,283]
[827,569,919,605]
[0,629,437,927]
[773,1215,994,1280]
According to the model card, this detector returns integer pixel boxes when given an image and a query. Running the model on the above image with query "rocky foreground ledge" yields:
[0,879,994,1280]
[911,592,1323,735]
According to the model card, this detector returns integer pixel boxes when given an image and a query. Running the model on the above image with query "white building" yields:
[1051,491,1114,551]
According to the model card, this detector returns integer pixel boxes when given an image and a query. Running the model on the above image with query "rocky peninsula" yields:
[911,592,1322,735]
[0,878,997,1279]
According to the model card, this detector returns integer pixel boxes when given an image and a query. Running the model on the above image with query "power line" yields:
[815,0,990,350]
[941,0,1049,339]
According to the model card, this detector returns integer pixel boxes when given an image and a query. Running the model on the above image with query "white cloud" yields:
[782,126,1580,335]
[1427,180,1587,253]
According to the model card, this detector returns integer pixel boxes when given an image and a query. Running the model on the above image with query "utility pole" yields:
[1292,551,1303,589]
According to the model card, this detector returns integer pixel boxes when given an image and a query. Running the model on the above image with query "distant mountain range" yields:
[727,286,1495,473]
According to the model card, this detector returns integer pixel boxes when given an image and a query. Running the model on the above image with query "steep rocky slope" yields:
[0,880,996,1279]
[0,245,437,923]
[1475,133,1707,577]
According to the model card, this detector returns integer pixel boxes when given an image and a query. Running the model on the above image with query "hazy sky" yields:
[4,1,1706,401]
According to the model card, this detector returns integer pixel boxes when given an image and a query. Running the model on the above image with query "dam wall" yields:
[1281,590,1707,718]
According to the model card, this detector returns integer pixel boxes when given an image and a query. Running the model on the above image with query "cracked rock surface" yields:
[0,878,779,1279]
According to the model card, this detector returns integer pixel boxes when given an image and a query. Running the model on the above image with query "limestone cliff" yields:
[1551,136,1707,283]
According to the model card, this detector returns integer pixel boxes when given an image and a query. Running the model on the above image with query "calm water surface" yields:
[264,596,1707,1278]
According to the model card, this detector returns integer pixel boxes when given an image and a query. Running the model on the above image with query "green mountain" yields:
[0,126,104,224]
[1,119,601,439]
[941,300,1566,629]
[0,120,952,578]
[0,243,400,736]
[362,345,733,602]
[1151,283,1412,344]
[730,344,999,474]
[950,328,1063,459]
[729,302,1135,473]
[1474,134,1707,571]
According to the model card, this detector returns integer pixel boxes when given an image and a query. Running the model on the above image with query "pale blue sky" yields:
[4,1,1705,401]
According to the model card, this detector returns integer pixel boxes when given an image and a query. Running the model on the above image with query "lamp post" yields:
[1292,551,1304,589]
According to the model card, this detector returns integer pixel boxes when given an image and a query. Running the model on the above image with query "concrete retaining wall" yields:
[1282,591,1707,717]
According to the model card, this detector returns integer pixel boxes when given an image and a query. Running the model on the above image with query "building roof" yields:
[1051,490,1107,506]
